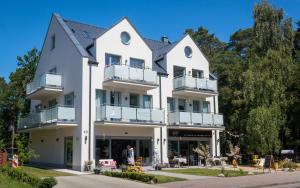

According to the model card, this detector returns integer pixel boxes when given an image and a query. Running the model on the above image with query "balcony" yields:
[26,73,63,100]
[173,76,218,98]
[168,111,223,128]
[18,106,76,131]
[103,65,158,91]
[95,105,165,127]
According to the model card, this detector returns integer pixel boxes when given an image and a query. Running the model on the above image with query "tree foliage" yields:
[0,48,40,154]
[189,0,299,157]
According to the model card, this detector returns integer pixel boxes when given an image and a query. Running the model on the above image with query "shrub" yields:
[0,165,57,188]
[102,171,157,183]
[38,177,57,188]
[0,165,40,186]
[127,165,144,173]
[278,159,298,169]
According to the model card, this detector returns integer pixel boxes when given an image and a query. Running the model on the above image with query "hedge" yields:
[0,165,57,188]
[102,171,158,183]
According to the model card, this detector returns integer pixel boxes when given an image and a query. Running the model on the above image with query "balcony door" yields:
[192,69,204,78]
[143,95,152,108]
[173,66,186,78]
[130,94,139,108]
[64,92,74,106]
[110,91,121,106]
[167,97,175,112]
[202,101,210,113]
[193,100,201,113]
[64,136,73,169]
[105,53,121,66]
[130,58,145,69]
[48,99,57,108]
[178,99,186,111]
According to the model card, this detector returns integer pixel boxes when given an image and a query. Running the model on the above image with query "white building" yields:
[18,13,224,171]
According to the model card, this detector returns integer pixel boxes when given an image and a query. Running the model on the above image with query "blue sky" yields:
[0,0,299,80]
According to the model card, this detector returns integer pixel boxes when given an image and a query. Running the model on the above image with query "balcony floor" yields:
[167,125,225,130]
[94,120,165,128]
[103,79,158,91]
[18,122,77,132]
[26,87,63,100]
[173,88,218,98]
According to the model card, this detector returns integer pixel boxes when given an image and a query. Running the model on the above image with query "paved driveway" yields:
[55,174,161,188]
[161,171,300,188]
[55,171,300,188]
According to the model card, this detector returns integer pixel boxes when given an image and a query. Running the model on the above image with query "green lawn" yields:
[0,174,33,188]
[163,168,249,177]
[20,166,73,178]
[154,175,186,184]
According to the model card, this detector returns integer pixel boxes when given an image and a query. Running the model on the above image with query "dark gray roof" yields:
[56,14,176,74]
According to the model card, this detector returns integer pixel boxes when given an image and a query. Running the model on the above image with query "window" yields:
[120,31,131,45]
[192,69,204,78]
[167,97,175,112]
[173,66,186,78]
[105,53,121,66]
[51,35,55,50]
[130,58,145,69]
[184,46,192,58]
[130,94,139,108]
[178,99,186,111]
[35,104,42,112]
[202,101,210,113]
[110,91,121,106]
[49,67,57,74]
[143,95,152,108]
[193,100,201,113]
[48,99,57,108]
[82,31,90,39]
[64,92,74,106]
[96,90,106,106]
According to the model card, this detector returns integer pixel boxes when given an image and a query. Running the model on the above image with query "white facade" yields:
[18,13,224,171]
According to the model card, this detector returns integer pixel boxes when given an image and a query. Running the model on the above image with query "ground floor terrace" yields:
[28,124,222,171]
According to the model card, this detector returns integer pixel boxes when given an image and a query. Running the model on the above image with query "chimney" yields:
[161,36,170,44]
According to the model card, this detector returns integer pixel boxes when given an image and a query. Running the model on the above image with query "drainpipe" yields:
[88,60,98,161]
[158,73,163,164]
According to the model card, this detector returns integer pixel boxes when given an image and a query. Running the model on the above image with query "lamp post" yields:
[9,124,15,157]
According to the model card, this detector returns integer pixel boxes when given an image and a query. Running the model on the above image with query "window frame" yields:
[64,92,75,107]
[120,31,131,45]
[184,46,192,58]
[51,34,55,51]
[105,53,122,67]
[129,93,140,108]
[129,58,145,69]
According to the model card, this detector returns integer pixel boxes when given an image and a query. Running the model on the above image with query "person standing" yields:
[127,145,135,165]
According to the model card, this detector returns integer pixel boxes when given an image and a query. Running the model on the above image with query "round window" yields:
[184,46,193,58]
[120,31,131,45]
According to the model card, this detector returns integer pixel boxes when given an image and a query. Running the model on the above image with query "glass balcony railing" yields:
[173,76,217,92]
[26,73,62,95]
[168,111,223,127]
[96,105,165,124]
[104,65,157,85]
[18,106,75,130]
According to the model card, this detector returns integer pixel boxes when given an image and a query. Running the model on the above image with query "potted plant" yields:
[120,164,128,172]
[84,160,93,171]
[193,144,211,167]
[226,144,241,169]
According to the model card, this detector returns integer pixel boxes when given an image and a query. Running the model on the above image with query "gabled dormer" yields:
[95,18,158,91]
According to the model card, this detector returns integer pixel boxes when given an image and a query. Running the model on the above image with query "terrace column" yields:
[216,130,220,156]
[211,130,216,157]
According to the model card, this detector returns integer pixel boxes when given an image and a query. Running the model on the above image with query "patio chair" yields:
[255,158,265,169]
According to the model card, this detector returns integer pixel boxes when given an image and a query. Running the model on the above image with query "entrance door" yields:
[64,136,73,168]
[111,139,136,166]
